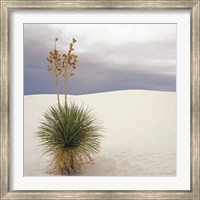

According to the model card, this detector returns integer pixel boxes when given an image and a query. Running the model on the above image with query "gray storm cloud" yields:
[24,23,176,95]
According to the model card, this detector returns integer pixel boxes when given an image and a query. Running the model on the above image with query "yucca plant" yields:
[38,37,102,175]
[38,103,102,175]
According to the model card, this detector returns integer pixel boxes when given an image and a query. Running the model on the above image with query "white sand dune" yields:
[24,90,176,176]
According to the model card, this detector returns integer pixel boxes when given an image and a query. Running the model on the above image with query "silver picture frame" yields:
[0,0,199,199]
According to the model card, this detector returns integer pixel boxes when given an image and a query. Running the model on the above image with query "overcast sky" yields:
[24,23,176,95]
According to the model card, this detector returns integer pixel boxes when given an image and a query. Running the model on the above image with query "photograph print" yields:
[24,23,176,176]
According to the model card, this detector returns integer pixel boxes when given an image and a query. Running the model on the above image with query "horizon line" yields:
[24,89,176,96]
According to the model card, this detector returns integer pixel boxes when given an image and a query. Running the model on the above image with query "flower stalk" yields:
[46,37,78,107]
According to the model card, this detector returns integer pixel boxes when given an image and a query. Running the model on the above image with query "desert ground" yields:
[24,90,176,176]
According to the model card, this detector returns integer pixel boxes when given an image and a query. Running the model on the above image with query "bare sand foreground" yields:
[24,90,176,176]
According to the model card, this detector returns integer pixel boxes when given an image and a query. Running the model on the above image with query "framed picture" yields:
[1,0,199,199]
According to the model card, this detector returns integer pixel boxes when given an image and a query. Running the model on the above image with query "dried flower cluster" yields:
[46,38,78,107]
